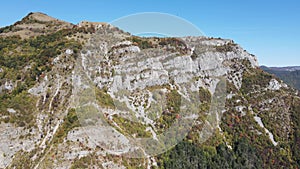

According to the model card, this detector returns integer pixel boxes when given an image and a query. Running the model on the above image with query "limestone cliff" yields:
[0,13,299,169]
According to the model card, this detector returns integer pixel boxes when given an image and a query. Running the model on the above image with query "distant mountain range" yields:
[261,66,300,90]
[262,66,300,72]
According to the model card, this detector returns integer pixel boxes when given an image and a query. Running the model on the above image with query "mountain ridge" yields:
[261,65,300,72]
[0,13,299,169]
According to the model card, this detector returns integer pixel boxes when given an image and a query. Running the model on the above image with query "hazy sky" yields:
[0,0,299,66]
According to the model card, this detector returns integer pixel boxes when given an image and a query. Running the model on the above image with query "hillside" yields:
[0,13,299,169]
[261,66,300,91]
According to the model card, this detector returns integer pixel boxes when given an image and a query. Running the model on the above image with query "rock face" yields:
[0,13,300,169]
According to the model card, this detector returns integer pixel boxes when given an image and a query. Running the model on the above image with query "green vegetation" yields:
[241,68,273,93]
[0,28,82,92]
[0,25,10,33]
[0,27,82,128]
[262,66,300,91]
[1,15,300,168]
[52,108,80,144]
[121,156,146,169]
[71,154,94,169]
[166,89,181,114]
[155,89,181,132]
[157,139,262,169]
[0,91,36,127]
[291,97,300,166]
[126,36,154,49]
[95,87,115,109]
[158,37,188,54]
[165,95,296,169]
[198,87,211,112]
[13,12,47,25]
[215,42,236,53]
[9,150,33,169]
[0,25,22,34]
[221,95,295,168]
[199,87,211,103]
[125,36,188,55]
[158,38,186,48]
[220,70,298,168]
[112,115,152,138]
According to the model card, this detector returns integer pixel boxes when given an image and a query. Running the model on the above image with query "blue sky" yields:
[0,0,299,66]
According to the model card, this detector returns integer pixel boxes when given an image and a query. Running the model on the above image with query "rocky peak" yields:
[23,12,61,23]
[0,12,73,38]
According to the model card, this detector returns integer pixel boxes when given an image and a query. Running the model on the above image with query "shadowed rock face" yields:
[0,13,299,169]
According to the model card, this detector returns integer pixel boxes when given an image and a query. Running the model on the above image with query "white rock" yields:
[235,106,246,116]
[113,45,140,54]
[254,116,278,146]
[65,49,73,55]
[4,81,13,90]
[268,79,281,91]
[7,108,16,114]
[227,93,235,99]
[53,56,60,64]
[102,161,126,169]
[113,41,132,47]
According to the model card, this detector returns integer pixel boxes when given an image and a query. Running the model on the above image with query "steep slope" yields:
[261,66,300,91]
[0,13,299,169]
[0,12,73,39]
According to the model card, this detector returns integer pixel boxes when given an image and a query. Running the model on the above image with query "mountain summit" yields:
[0,13,299,169]
[0,12,73,38]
